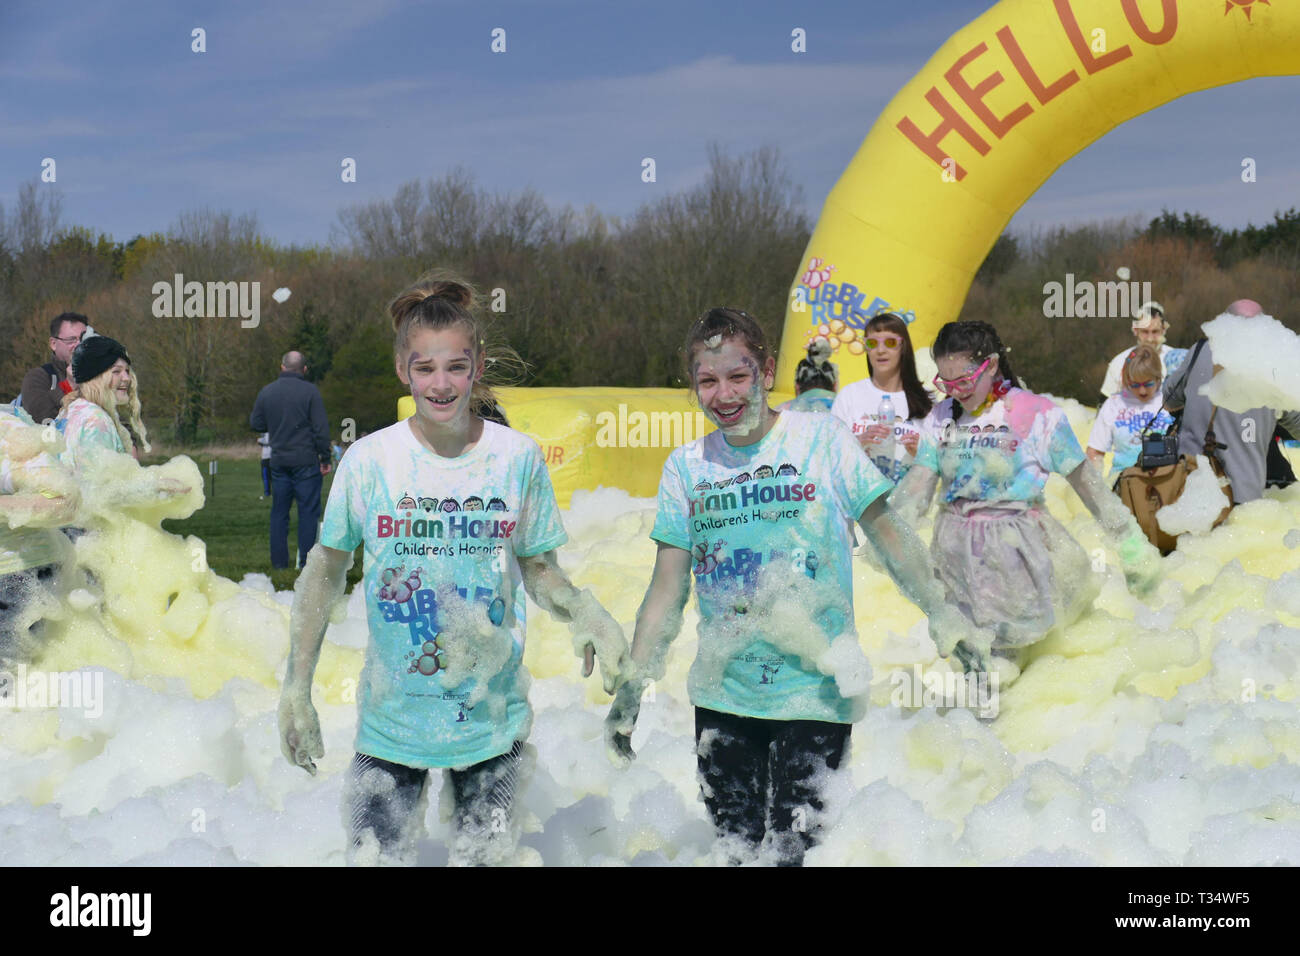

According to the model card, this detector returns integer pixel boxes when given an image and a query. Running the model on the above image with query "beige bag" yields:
[1115,406,1233,556]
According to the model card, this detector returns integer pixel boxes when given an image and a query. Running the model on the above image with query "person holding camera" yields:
[1086,345,1176,484]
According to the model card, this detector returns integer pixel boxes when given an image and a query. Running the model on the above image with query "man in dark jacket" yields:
[19,312,87,423]
[250,351,332,569]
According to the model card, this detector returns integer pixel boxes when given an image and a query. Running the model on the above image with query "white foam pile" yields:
[0,462,1297,866]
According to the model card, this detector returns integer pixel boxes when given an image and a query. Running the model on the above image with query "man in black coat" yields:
[19,312,87,423]
[250,351,332,569]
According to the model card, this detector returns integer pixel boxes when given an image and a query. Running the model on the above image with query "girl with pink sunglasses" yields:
[893,321,1162,678]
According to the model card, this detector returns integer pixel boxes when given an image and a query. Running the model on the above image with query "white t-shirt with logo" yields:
[1087,392,1176,482]
[830,379,924,484]
[320,419,567,769]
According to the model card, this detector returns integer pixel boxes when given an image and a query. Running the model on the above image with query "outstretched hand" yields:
[568,592,632,694]
[604,678,648,768]
[278,689,323,775]
[1117,525,1162,595]
[930,604,994,674]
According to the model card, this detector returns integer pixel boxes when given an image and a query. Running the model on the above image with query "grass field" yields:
[159,457,363,592]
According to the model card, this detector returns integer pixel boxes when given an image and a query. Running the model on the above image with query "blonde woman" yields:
[58,334,150,468]
[57,334,189,504]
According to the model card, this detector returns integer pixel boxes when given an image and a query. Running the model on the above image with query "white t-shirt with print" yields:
[831,379,924,484]
[1087,392,1176,481]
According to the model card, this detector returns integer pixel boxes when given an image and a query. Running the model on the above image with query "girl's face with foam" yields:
[935,351,997,413]
[397,326,483,427]
[690,335,774,436]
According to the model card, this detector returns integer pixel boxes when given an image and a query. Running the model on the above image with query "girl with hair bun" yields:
[895,321,1163,677]
[278,271,629,866]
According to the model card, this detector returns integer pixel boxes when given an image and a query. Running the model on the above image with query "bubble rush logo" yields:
[890,663,1000,718]
[0,665,104,718]
[151,272,261,328]
[793,256,917,356]
[1042,274,1154,319]
[594,404,712,448]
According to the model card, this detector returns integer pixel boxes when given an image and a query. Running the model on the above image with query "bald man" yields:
[250,351,333,569]
[1163,299,1300,505]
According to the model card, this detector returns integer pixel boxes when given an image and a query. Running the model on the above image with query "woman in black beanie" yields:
[57,333,151,468]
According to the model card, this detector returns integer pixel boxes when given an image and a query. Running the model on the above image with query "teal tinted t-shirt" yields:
[651,410,891,724]
[320,419,567,769]
[915,389,1086,503]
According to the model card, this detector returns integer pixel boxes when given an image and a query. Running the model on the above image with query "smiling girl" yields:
[896,321,1162,675]
[606,307,976,865]
[279,273,627,866]
[59,335,151,466]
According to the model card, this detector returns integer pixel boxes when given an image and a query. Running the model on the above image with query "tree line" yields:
[3,150,1297,447]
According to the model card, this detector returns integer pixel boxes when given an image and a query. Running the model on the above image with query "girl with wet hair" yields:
[606,306,979,866]
[893,320,1162,677]
[279,270,629,866]
[831,312,934,485]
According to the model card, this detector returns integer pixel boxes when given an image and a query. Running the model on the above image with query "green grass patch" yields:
[160,458,363,592]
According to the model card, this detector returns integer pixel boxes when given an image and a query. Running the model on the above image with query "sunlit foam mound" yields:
[3,442,1299,863]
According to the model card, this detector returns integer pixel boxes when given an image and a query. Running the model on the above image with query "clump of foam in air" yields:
[1199,310,1300,414]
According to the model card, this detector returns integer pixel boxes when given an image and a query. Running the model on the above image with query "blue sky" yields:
[2,0,1297,247]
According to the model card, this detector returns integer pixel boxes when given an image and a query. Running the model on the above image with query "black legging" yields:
[695,708,850,866]
[345,741,524,864]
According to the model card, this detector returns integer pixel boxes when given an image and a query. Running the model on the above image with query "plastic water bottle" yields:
[876,395,897,476]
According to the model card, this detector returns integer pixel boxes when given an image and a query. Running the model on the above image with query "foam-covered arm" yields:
[857,495,992,672]
[0,463,80,528]
[518,550,630,693]
[605,543,691,766]
[1066,460,1160,593]
[890,462,938,528]
[279,544,352,775]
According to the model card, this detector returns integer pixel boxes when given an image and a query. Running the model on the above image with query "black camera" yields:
[1138,433,1180,469]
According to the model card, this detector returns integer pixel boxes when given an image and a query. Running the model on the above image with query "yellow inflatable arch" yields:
[402,0,1300,506]
[777,0,1300,388]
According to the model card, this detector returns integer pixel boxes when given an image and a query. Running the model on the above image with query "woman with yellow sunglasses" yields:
[830,312,933,485]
